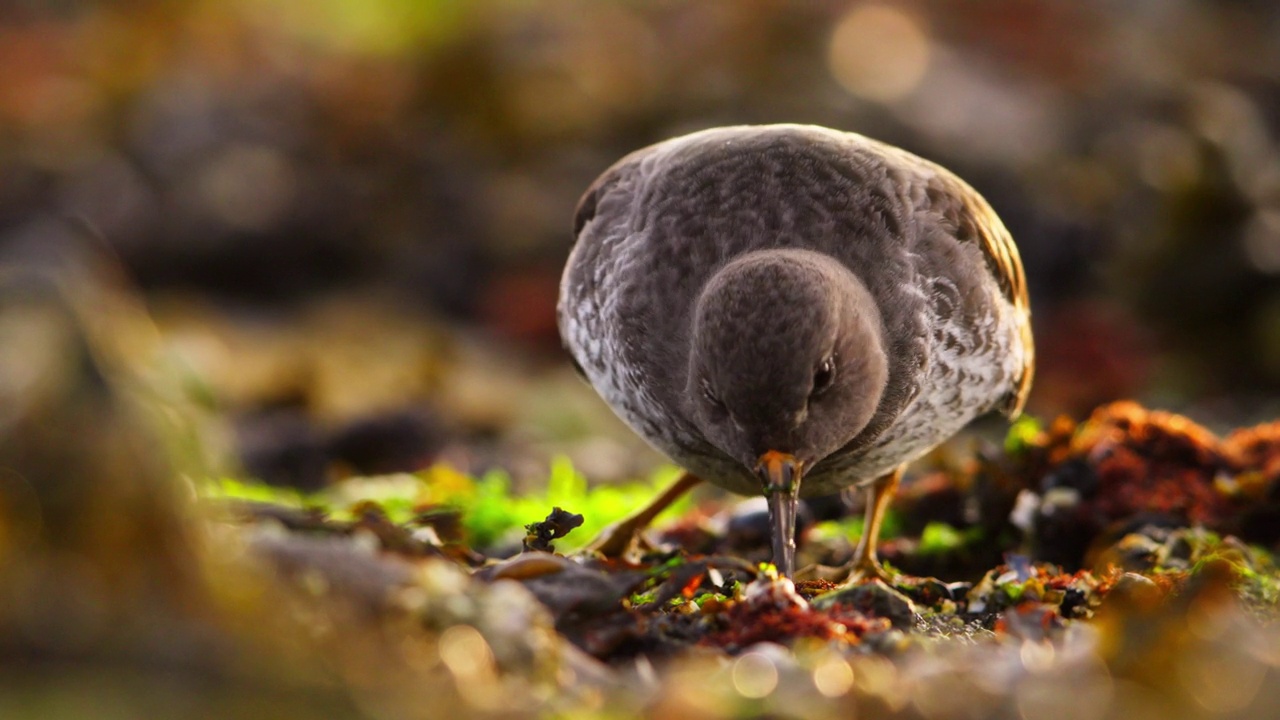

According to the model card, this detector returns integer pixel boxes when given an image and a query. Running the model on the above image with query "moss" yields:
[916,521,982,556]
[1004,414,1045,456]
[202,458,693,552]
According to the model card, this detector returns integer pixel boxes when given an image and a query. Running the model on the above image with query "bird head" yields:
[685,248,889,482]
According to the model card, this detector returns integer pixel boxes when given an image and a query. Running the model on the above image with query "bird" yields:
[558,124,1033,581]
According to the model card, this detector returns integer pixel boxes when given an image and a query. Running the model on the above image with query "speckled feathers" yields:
[559,124,1033,498]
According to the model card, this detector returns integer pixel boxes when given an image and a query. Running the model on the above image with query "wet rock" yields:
[812,580,917,629]
[402,558,567,675]
[237,406,449,490]
[1092,525,1266,578]
[253,530,418,614]
[1058,587,1089,619]
[1094,531,1164,572]
[487,553,647,621]
[898,577,955,607]
[1110,571,1160,601]
[326,407,448,476]
[237,409,330,490]
[946,581,974,601]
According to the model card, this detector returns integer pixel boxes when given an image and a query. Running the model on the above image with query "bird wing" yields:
[572,145,652,240]
[913,167,1035,418]
[573,168,617,238]
[569,126,1035,426]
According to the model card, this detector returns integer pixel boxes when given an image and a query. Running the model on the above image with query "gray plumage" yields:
[559,124,1033,501]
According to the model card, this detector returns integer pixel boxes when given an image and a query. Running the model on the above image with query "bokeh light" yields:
[732,650,779,699]
[828,4,931,103]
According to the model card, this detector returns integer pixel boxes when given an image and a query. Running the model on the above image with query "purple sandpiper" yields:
[559,124,1033,579]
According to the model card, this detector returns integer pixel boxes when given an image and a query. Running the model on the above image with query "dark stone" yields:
[812,580,917,629]
[523,507,586,553]
[326,407,447,475]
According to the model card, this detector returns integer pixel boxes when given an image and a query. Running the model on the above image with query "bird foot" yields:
[579,472,702,561]
[581,514,655,560]
[838,557,895,586]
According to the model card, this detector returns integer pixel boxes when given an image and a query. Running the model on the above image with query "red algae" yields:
[1037,402,1232,527]
[1222,420,1280,487]
[700,598,887,650]
[795,579,840,599]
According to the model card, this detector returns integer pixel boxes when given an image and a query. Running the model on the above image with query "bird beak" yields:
[755,450,803,578]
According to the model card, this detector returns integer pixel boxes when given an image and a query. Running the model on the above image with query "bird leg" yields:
[842,465,903,584]
[582,471,702,559]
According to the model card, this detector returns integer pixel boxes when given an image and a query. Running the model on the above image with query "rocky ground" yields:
[2,259,1279,719]
[188,402,1280,719]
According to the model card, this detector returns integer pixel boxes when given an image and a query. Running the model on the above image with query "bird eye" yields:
[701,379,727,413]
[811,356,836,397]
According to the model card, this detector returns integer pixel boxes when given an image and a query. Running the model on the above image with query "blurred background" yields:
[3,0,1280,490]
